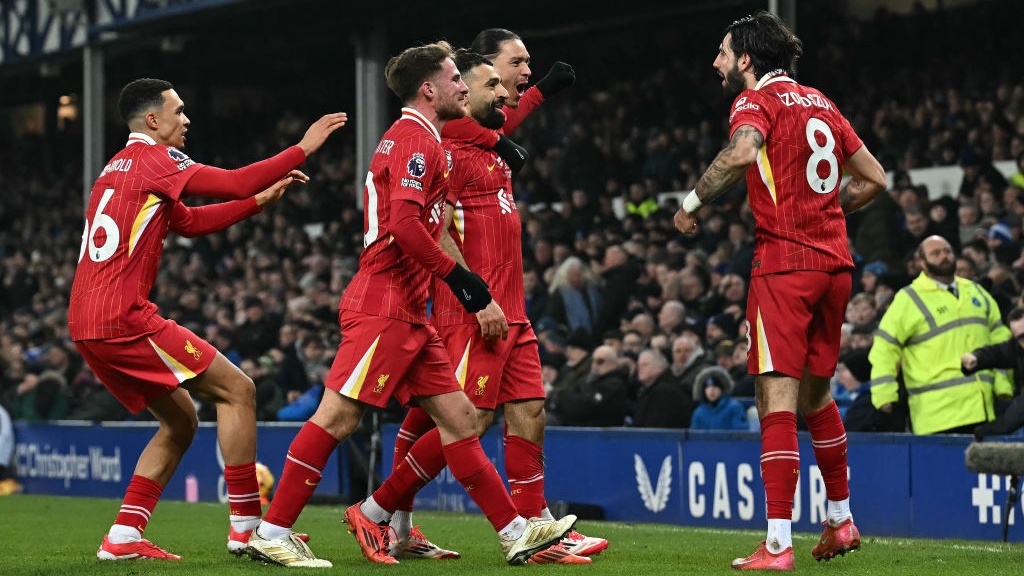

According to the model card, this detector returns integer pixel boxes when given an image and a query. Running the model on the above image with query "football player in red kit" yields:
[673,11,886,571]
[69,77,347,561]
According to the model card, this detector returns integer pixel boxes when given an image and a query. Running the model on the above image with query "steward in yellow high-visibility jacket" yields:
[870,262,1012,434]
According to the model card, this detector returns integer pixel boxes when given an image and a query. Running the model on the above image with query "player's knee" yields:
[474,410,494,437]
[164,412,198,448]
[219,372,255,408]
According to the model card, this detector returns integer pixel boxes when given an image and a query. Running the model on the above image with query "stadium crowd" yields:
[2,1,1024,437]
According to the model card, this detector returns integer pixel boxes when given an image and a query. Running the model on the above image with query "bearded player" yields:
[674,11,886,571]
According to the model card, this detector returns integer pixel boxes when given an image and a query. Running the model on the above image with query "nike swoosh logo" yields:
[305,479,319,486]
[443,170,450,178]
[487,164,496,172]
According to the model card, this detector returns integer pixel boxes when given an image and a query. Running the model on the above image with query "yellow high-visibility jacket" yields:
[869,272,1011,435]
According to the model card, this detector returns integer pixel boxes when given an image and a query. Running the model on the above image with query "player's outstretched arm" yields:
[838,146,886,214]
[170,170,308,237]
[183,113,346,201]
[674,124,761,234]
[296,112,349,157]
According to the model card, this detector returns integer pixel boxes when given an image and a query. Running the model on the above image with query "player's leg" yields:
[77,329,208,562]
[802,271,859,562]
[183,351,262,555]
[733,274,808,571]
[502,328,606,559]
[247,389,362,568]
[98,388,196,561]
[416,389,577,565]
[386,406,436,551]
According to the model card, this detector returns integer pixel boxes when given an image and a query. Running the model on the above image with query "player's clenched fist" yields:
[674,207,698,235]
[298,112,349,157]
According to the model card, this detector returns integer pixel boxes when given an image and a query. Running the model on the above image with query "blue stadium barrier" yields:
[12,421,341,503]
[12,421,1022,541]
[383,425,1024,543]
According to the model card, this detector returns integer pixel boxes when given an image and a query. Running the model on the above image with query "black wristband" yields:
[443,264,492,313]
[535,61,576,98]
[493,135,529,172]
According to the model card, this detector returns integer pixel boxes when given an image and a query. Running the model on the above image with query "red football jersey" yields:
[502,86,543,136]
[729,75,863,276]
[432,143,525,327]
[340,108,450,324]
[68,133,204,340]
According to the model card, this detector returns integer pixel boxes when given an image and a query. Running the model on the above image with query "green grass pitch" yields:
[0,494,1021,574]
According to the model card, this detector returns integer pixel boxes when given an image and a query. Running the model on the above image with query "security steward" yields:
[869,235,1012,434]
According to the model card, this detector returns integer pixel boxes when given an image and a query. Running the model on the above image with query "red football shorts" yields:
[74,318,217,414]
[436,323,544,410]
[746,270,851,379]
[325,310,461,408]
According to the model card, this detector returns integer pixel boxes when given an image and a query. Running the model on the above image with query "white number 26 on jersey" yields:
[805,117,839,194]
[78,187,121,263]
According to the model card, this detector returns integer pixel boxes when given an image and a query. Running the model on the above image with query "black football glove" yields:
[535,61,576,98]
[443,264,492,313]
[493,135,529,173]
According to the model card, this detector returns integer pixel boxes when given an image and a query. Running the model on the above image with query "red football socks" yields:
[262,422,337,529]
[442,436,519,531]
[760,411,800,519]
[114,474,163,534]
[504,435,546,518]
[805,401,851,501]
[224,462,263,518]
[373,427,446,512]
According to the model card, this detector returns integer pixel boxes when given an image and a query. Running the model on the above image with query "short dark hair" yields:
[724,10,803,77]
[1008,307,1024,323]
[385,41,455,104]
[469,28,520,59]
[118,78,173,125]
[454,49,493,76]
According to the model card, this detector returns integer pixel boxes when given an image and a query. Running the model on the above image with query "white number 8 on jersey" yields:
[805,117,838,194]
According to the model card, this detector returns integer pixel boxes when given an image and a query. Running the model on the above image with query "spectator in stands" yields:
[657,300,688,339]
[522,263,549,327]
[958,202,985,248]
[668,333,713,398]
[626,311,657,345]
[595,244,643,337]
[871,236,1012,434]
[543,256,602,341]
[851,185,901,267]
[962,306,1024,439]
[690,366,747,431]
[235,296,282,360]
[12,369,68,421]
[704,314,736,351]
[547,345,629,427]
[897,205,934,259]
[848,322,875,351]
[624,181,660,219]
[845,292,878,326]
[549,329,594,396]
[630,348,691,429]
[959,148,1008,199]
[986,221,1019,265]
[677,266,713,318]
[704,272,747,318]
[837,348,901,432]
